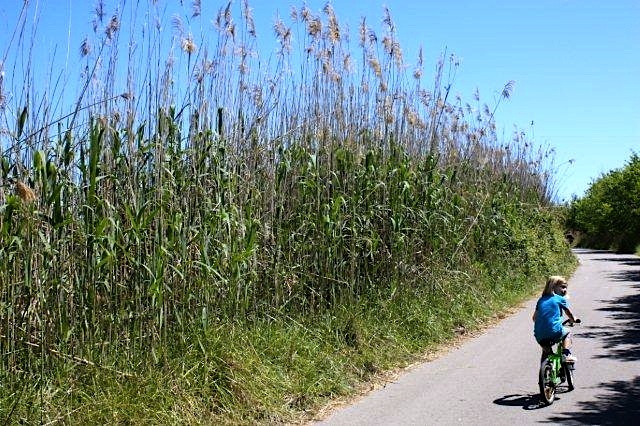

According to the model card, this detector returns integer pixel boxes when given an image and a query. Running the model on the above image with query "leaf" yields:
[17,106,28,139]
[34,150,45,171]
[0,156,11,178]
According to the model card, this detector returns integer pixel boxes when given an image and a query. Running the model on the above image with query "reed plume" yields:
[15,181,36,202]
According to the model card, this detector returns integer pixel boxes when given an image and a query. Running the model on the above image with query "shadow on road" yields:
[492,394,544,410]
[608,269,640,282]
[575,253,640,361]
[543,376,640,425]
[493,382,575,411]
[575,280,640,362]
[592,257,640,267]
[571,249,610,254]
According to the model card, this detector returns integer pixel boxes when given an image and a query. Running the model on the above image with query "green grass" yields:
[1,241,576,424]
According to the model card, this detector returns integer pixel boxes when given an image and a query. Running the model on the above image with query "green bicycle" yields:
[538,318,581,405]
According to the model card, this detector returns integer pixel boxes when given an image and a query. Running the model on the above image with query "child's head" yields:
[543,275,568,296]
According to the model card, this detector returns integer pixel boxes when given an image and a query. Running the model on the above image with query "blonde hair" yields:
[542,275,567,296]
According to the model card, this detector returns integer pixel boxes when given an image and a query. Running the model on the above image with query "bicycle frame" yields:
[538,318,579,405]
[544,343,564,386]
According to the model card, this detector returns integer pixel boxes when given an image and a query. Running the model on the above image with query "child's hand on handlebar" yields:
[562,318,581,325]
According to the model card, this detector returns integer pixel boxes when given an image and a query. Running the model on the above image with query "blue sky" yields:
[1,1,638,202]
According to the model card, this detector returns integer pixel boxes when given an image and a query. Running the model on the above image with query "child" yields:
[533,276,579,362]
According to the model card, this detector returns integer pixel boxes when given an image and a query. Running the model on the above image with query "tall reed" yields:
[0,1,560,419]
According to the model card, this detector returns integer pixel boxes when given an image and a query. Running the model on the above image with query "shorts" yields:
[536,326,570,347]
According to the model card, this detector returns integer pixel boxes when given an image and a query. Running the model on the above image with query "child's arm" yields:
[532,309,537,322]
[562,305,577,323]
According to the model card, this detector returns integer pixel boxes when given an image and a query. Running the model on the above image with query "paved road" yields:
[317,249,640,425]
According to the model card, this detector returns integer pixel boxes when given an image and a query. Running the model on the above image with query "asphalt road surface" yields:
[317,249,640,425]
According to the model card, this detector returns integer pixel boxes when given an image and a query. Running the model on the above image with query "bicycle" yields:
[538,318,581,405]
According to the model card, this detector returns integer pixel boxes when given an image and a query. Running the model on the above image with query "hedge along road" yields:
[316,249,640,425]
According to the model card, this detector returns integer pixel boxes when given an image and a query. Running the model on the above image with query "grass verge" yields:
[1,249,576,425]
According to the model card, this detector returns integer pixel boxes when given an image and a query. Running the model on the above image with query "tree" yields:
[568,154,640,252]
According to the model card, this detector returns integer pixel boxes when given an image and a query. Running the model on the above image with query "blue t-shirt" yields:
[534,293,568,341]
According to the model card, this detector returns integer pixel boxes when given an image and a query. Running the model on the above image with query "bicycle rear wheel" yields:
[539,359,556,405]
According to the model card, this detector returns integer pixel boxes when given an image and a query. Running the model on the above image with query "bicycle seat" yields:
[537,338,560,347]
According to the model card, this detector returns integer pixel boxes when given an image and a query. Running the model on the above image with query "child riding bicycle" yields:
[533,276,580,363]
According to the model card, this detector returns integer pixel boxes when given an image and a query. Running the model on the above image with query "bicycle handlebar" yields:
[562,318,581,326]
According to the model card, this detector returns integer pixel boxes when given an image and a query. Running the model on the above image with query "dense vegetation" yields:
[567,154,640,253]
[0,1,575,423]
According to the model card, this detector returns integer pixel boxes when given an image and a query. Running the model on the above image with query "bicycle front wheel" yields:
[539,359,556,405]
[564,363,574,391]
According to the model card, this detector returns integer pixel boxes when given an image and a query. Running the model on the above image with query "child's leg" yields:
[561,331,577,363]
[539,343,552,362]
[561,331,573,352]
